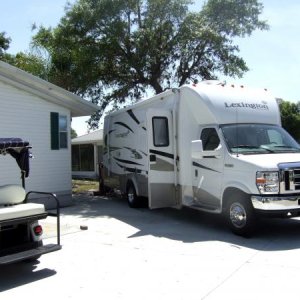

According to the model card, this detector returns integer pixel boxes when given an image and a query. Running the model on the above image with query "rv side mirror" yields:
[191,140,203,159]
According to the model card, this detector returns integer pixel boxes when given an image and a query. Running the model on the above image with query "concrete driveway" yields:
[1,193,300,299]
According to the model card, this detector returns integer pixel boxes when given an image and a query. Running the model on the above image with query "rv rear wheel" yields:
[127,183,139,208]
[225,197,256,237]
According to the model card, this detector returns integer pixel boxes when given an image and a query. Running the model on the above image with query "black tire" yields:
[126,183,139,208]
[25,241,43,262]
[225,196,257,237]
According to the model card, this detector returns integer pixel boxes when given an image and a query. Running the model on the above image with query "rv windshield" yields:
[221,124,300,154]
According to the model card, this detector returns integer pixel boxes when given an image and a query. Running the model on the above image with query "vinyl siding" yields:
[0,80,72,194]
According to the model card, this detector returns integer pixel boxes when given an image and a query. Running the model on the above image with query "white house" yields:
[0,61,97,208]
[72,129,103,179]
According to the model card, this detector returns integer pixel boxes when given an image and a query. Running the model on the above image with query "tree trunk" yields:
[150,79,163,94]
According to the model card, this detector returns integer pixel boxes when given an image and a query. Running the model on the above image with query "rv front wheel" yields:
[225,197,256,237]
[127,183,139,208]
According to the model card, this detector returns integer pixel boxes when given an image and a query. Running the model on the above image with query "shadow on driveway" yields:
[0,261,56,292]
[1,193,299,292]
[62,193,300,252]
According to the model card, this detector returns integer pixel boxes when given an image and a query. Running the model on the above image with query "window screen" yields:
[72,144,94,171]
[152,117,169,147]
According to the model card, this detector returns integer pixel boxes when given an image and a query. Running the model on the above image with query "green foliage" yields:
[0,32,11,57]
[2,52,50,79]
[71,128,78,139]
[0,30,49,79]
[279,100,300,142]
[32,0,268,129]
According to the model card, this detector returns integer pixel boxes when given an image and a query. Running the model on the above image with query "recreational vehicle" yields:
[103,81,300,236]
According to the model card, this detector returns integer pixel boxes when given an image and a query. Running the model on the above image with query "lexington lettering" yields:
[224,102,269,110]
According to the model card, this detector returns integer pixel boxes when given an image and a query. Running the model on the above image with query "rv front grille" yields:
[294,169,300,190]
[279,163,300,193]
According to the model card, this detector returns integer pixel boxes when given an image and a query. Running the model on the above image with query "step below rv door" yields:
[146,109,177,209]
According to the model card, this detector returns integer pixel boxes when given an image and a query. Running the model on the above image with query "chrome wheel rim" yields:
[230,202,247,228]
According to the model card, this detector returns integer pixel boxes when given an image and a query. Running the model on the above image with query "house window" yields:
[72,144,94,171]
[152,117,169,147]
[50,112,68,150]
[59,115,68,148]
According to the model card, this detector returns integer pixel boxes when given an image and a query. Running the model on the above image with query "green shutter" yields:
[50,112,59,150]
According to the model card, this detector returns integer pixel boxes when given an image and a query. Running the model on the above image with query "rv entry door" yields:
[147,109,177,209]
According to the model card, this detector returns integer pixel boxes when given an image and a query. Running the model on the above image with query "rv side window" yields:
[201,128,220,151]
[152,117,169,147]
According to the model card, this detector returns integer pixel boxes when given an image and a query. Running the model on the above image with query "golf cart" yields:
[0,138,61,265]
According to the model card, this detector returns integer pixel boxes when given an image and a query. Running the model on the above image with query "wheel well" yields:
[126,180,137,194]
[126,180,133,191]
[222,188,250,212]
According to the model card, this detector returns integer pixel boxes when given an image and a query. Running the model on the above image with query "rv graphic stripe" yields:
[104,130,116,146]
[114,122,134,133]
[103,146,121,155]
[127,109,140,125]
[149,149,174,159]
[124,147,143,159]
[116,162,143,174]
[192,161,221,173]
[113,157,144,166]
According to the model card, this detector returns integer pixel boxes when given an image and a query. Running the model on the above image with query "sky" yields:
[1,0,300,136]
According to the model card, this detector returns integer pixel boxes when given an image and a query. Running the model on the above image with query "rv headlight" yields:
[256,171,279,194]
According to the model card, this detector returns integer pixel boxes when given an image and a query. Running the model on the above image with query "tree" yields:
[32,0,269,129]
[2,52,50,79]
[0,32,11,58]
[0,30,49,79]
[279,100,300,142]
[71,128,78,139]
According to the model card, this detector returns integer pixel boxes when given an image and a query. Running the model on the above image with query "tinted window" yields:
[201,128,220,151]
[221,124,300,154]
[152,117,169,147]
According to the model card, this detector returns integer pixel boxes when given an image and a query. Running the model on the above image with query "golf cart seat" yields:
[0,184,26,205]
[0,184,45,222]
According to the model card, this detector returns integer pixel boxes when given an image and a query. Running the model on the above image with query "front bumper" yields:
[251,195,300,211]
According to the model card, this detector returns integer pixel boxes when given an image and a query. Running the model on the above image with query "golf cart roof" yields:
[0,138,29,152]
[0,138,31,180]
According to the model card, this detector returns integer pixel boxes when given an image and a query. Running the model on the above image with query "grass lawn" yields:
[72,179,99,194]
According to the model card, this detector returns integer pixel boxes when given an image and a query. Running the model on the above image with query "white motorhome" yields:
[103,81,300,236]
